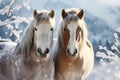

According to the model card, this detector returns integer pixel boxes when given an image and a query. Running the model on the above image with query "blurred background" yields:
[0,0,120,79]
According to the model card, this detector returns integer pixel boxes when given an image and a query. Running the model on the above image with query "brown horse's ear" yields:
[62,9,67,19]
[77,9,84,19]
[49,10,55,18]
[33,10,37,17]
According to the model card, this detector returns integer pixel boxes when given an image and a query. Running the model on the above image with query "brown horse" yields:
[0,9,55,80]
[54,8,94,80]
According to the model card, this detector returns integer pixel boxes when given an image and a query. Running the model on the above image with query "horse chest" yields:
[27,62,54,80]
[33,64,54,80]
[55,55,84,80]
[62,71,81,80]
[56,66,82,80]
[13,58,54,80]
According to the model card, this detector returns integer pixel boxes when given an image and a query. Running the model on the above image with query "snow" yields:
[114,33,119,39]
[0,41,16,59]
[88,60,120,80]
[116,27,120,32]
[96,51,118,61]
[96,29,120,61]
[0,0,32,42]
[92,27,120,80]
[111,45,120,53]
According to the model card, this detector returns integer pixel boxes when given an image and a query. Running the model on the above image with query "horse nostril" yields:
[73,48,77,55]
[44,48,49,54]
[37,48,42,54]
[67,49,70,54]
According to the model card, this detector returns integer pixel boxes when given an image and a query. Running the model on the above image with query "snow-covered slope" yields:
[0,0,32,42]
[88,60,120,80]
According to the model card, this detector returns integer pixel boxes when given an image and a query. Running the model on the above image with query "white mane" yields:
[14,21,34,55]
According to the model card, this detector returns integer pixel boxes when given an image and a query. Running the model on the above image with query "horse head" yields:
[61,8,87,58]
[33,10,55,59]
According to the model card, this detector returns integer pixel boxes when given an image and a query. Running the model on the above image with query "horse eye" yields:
[64,28,66,32]
[35,28,37,31]
[50,28,53,31]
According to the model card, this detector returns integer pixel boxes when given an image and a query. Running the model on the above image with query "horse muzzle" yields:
[37,48,49,57]
[67,48,78,57]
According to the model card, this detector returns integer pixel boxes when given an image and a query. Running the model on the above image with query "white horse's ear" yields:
[49,10,55,18]
[62,9,67,19]
[77,9,84,19]
[33,10,37,17]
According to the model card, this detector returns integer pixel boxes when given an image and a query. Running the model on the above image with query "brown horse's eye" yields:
[50,28,53,31]
[64,28,66,32]
[35,28,37,31]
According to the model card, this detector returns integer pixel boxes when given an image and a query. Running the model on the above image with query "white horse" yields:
[0,9,55,80]
[54,8,94,80]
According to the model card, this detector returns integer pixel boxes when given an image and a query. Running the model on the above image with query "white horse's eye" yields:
[50,28,53,31]
[35,28,37,31]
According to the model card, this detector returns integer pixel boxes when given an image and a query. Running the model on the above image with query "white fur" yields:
[67,22,78,55]
[34,23,53,54]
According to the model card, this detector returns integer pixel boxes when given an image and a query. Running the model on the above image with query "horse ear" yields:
[49,10,55,18]
[77,9,84,19]
[62,9,67,19]
[33,10,37,17]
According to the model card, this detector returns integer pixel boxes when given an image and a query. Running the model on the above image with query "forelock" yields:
[63,8,81,24]
[65,8,80,15]
[34,10,55,27]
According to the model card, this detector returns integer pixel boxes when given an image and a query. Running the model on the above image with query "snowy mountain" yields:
[88,60,120,80]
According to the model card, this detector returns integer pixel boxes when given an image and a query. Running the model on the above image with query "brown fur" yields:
[0,10,55,80]
[54,8,94,80]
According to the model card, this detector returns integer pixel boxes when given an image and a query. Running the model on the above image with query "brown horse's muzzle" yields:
[67,48,78,57]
